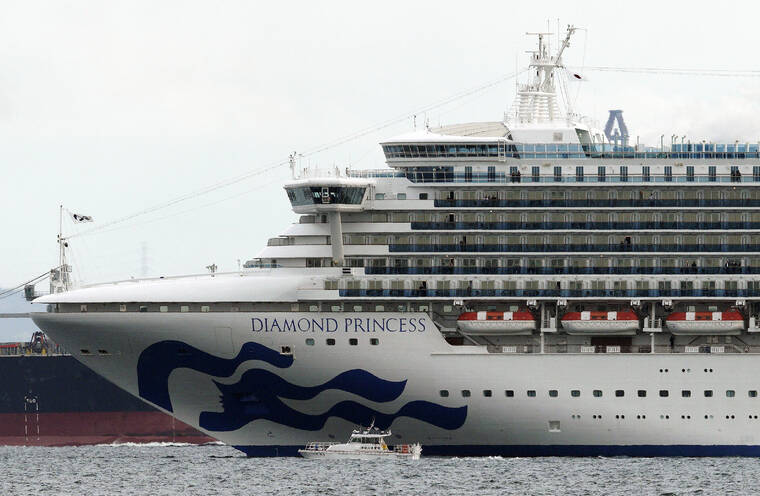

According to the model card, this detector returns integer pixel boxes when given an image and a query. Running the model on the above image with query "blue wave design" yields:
[200,368,467,432]
[137,340,293,412]
[136,340,467,432]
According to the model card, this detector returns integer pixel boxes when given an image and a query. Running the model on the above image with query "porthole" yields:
[505,390,515,397]
[615,390,624,397]
[326,338,335,346]
[682,390,691,398]
[305,338,315,346]
[704,390,713,397]
[637,390,647,398]
[659,390,669,397]
[571,390,580,397]
[593,390,603,398]
[750,390,758,398]
[349,338,358,346]
[439,390,449,397]
[726,390,735,398]
[527,390,536,397]
[549,390,558,398]
[370,338,379,346]
[483,390,493,397]
[461,390,471,398]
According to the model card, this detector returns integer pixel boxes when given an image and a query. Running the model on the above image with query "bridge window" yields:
[285,186,366,206]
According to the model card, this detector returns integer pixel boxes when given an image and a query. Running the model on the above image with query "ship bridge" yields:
[284,175,372,268]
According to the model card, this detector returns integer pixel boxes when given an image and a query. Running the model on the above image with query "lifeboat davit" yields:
[666,311,744,335]
[457,310,536,335]
[561,310,639,335]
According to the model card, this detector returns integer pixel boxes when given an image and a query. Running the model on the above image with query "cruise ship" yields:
[31,26,760,456]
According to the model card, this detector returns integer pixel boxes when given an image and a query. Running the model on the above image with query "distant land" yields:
[0,290,40,342]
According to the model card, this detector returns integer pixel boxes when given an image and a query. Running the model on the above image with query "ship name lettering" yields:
[251,317,424,333]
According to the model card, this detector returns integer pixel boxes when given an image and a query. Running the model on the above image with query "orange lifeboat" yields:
[561,309,639,335]
[457,310,536,335]
[666,310,744,335]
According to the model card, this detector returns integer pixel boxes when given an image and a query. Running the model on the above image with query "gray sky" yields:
[1,0,759,338]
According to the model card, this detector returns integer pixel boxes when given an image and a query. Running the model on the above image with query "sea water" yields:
[1,443,757,495]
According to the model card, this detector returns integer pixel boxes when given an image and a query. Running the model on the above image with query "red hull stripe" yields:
[0,411,214,446]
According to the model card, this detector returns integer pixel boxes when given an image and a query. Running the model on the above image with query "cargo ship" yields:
[0,332,213,446]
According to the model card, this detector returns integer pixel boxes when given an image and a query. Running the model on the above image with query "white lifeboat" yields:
[457,310,536,335]
[561,309,639,335]
[666,310,744,335]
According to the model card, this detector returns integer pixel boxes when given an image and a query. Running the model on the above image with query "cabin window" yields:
[505,390,514,397]
[615,390,624,397]
[726,390,736,398]
[571,390,580,397]
[375,193,385,200]
[370,338,379,346]
[750,390,758,398]
[326,338,335,346]
[419,193,428,200]
[659,390,669,397]
[483,390,492,397]
[549,390,558,398]
[397,193,406,200]
[305,338,315,346]
[439,390,449,397]
[461,390,471,398]
[682,390,691,398]
[593,390,602,397]
[527,390,536,397]
[705,390,713,397]
[349,338,358,346]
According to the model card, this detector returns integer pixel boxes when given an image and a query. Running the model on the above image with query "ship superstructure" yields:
[30,26,760,456]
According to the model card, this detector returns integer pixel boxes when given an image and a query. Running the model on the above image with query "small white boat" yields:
[298,423,421,460]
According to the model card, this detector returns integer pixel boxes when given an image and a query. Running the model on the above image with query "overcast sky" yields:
[1,1,759,338]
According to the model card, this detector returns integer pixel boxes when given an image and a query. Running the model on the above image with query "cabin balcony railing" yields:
[388,243,760,253]
[364,266,754,275]
[339,289,758,298]
[412,221,760,231]
[433,199,760,208]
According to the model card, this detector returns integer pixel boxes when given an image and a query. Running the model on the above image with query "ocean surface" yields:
[2,443,757,495]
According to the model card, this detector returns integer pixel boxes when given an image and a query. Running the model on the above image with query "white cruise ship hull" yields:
[31,310,760,457]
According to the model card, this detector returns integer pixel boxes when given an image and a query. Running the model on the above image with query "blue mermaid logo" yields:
[137,340,467,432]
